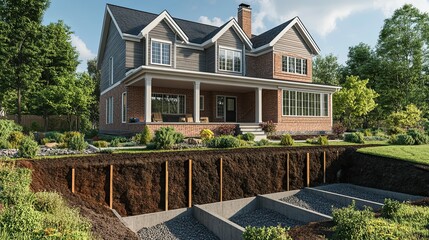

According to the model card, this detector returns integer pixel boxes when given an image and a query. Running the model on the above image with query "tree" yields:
[312,54,341,85]
[386,104,423,130]
[0,0,50,124]
[87,58,100,128]
[376,4,429,115]
[342,43,380,88]
[28,21,79,131]
[333,76,379,130]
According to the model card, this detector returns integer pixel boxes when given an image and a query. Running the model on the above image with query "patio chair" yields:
[185,114,194,122]
[152,112,163,122]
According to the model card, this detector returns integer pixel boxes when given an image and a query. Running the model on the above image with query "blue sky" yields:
[43,0,429,72]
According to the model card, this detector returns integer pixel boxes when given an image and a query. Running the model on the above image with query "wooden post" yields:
[165,161,169,211]
[219,158,223,202]
[109,165,113,209]
[323,151,327,184]
[286,153,290,191]
[71,168,75,193]
[306,153,310,187]
[188,160,192,208]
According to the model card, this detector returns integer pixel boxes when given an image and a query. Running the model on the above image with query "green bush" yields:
[109,138,121,147]
[45,131,65,143]
[200,129,215,142]
[306,137,318,144]
[153,127,184,149]
[388,126,406,135]
[141,125,152,144]
[363,129,373,137]
[318,135,329,145]
[280,134,294,146]
[0,202,43,235]
[344,132,365,144]
[0,166,33,205]
[256,139,270,146]
[242,133,255,141]
[392,134,415,145]
[243,226,292,240]
[332,203,374,239]
[18,136,39,158]
[0,139,12,149]
[68,134,88,151]
[92,140,109,148]
[208,135,241,148]
[0,119,22,141]
[407,129,429,145]
[8,131,25,149]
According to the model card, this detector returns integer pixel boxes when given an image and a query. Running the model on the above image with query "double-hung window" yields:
[218,47,241,73]
[282,56,307,75]
[151,40,171,65]
[106,97,114,124]
[282,90,329,117]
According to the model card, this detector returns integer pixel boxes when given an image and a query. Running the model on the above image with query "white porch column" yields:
[193,81,201,123]
[144,76,152,123]
[255,87,262,123]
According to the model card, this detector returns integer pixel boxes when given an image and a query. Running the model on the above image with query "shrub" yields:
[393,134,415,145]
[332,203,373,240]
[243,226,292,240]
[407,129,429,145]
[141,126,152,144]
[242,133,255,141]
[318,135,329,145]
[200,129,214,141]
[153,127,184,149]
[388,126,406,135]
[260,121,276,134]
[92,140,109,148]
[332,122,346,137]
[363,129,373,137]
[256,139,270,146]
[344,132,365,144]
[8,131,24,149]
[0,139,12,149]
[387,104,423,130]
[45,131,65,143]
[280,134,294,146]
[18,136,39,158]
[208,135,241,148]
[0,119,22,142]
[68,134,88,151]
[215,125,236,136]
[109,138,120,147]
[306,137,318,144]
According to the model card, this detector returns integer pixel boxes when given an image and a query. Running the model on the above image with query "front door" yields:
[225,97,236,122]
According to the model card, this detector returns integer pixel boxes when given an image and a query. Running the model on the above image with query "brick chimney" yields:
[238,3,252,38]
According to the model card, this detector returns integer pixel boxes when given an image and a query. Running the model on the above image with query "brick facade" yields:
[246,52,273,79]
[273,52,312,83]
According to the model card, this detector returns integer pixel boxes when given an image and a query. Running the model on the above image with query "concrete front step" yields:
[239,124,267,141]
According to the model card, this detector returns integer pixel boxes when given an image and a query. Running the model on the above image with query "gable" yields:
[274,26,312,57]
[149,20,177,42]
[217,28,244,49]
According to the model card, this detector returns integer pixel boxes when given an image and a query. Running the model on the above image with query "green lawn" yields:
[357,145,429,165]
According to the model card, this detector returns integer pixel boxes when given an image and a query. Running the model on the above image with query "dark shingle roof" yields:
[107,4,218,43]
[251,19,293,48]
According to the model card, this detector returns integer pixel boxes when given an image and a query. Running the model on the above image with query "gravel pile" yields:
[138,215,218,240]
[0,146,96,158]
[230,208,303,228]
[316,184,402,203]
[280,190,346,216]
[0,149,18,158]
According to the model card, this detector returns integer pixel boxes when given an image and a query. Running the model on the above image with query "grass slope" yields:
[357,145,429,165]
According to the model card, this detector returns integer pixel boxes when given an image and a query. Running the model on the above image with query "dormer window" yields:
[151,39,171,65]
[282,56,307,75]
[219,47,241,73]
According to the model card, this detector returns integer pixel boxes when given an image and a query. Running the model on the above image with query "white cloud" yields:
[198,16,226,26]
[251,0,429,37]
[70,34,96,72]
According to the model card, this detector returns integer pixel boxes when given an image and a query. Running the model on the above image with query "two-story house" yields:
[97,3,340,136]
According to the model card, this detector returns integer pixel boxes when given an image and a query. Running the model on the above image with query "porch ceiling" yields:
[130,78,257,93]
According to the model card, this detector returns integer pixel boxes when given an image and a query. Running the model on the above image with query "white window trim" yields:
[121,92,127,123]
[200,95,204,111]
[151,92,186,115]
[282,90,329,118]
[216,95,237,121]
[282,56,308,76]
[150,38,172,66]
[106,97,114,124]
[218,46,242,74]
[109,57,114,85]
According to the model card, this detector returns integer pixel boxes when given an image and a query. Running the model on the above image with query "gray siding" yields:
[100,20,126,92]
[273,26,312,58]
[125,40,144,69]
[205,44,216,73]
[217,28,243,49]
[176,47,205,71]
[148,20,176,68]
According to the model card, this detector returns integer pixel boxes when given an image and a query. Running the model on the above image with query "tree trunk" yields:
[17,87,22,124]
